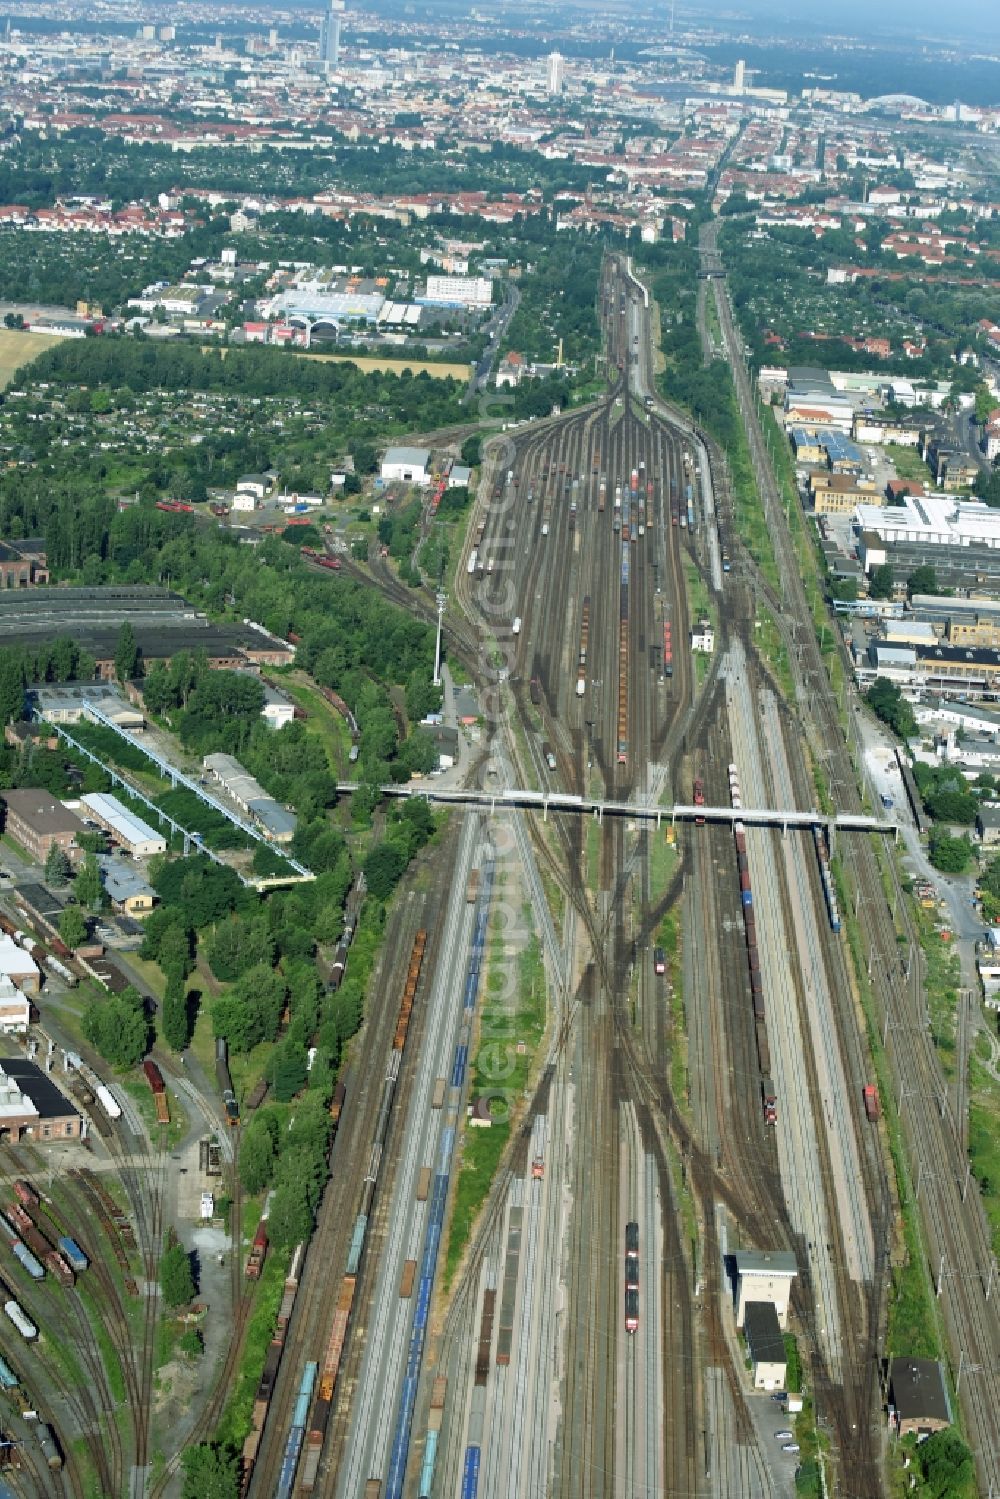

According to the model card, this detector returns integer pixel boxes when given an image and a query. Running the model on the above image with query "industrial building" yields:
[742,1302,788,1391]
[380,446,431,485]
[887,1359,951,1439]
[33,683,145,731]
[1,790,85,863]
[0,1058,82,1144]
[783,369,855,432]
[202,753,297,842]
[0,935,40,995]
[0,976,31,1035]
[732,1249,797,1330]
[0,586,294,674]
[79,793,167,859]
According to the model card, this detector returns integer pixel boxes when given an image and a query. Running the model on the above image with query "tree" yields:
[115,621,140,682]
[928,830,972,873]
[238,1116,278,1195]
[81,986,149,1069]
[162,973,192,1051]
[868,563,894,600]
[160,1237,196,1308]
[180,1444,240,1499]
[363,840,408,900]
[916,1427,976,1499]
[74,852,104,910]
[45,842,72,888]
[907,563,940,597]
[0,652,25,725]
[866,678,917,740]
[58,905,88,950]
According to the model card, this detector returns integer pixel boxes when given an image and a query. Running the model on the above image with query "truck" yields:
[863,1084,881,1122]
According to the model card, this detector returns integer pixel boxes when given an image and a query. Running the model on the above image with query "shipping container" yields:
[58,1236,88,1273]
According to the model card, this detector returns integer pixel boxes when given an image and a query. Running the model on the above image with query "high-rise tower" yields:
[319,0,344,73]
[546,51,564,96]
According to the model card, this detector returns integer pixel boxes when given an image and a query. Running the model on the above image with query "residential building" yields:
[99,859,156,916]
[743,1301,787,1391]
[1,790,85,863]
[732,1249,797,1329]
[0,1058,82,1144]
[79,793,167,858]
[976,805,1000,846]
[887,1359,951,1439]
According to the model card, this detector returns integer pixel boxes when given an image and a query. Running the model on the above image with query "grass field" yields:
[0,329,67,387]
[298,351,471,381]
[204,344,471,382]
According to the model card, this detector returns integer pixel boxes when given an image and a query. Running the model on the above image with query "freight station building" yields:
[0,1058,82,1144]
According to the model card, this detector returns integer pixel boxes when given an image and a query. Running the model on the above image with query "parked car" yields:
[774,1430,793,1441]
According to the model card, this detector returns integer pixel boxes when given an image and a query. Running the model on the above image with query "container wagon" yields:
[416,1167,432,1202]
[58,1237,88,1273]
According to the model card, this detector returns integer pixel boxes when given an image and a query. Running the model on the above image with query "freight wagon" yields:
[246,1221,268,1280]
[863,1085,881,1122]
[58,1237,88,1273]
[35,1423,63,1470]
[399,1259,417,1299]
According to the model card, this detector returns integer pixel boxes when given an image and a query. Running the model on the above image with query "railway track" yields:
[702,218,1000,1493]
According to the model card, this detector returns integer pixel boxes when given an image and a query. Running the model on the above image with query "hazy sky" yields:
[727,0,1000,42]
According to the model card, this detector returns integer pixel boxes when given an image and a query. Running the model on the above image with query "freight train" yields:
[812,825,841,933]
[240,1244,304,1490]
[142,1058,170,1125]
[296,929,430,1494]
[618,543,630,765]
[216,1038,239,1125]
[730,762,776,1118]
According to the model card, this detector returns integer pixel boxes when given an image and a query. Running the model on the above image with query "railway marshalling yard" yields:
[3,251,1000,1499]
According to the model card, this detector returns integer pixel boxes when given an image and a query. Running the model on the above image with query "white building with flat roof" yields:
[420,276,493,308]
[732,1249,797,1329]
[855,494,1000,550]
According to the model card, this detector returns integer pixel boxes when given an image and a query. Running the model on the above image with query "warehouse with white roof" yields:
[79,793,167,859]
